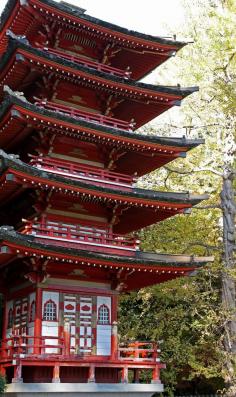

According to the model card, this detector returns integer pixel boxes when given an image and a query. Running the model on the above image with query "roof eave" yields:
[0,227,214,267]
[0,0,187,50]
[1,89,205,150]
[0,151,208,206]
[1,37,198,98]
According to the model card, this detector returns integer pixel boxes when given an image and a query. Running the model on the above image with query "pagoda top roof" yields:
[0,226,214,290]
[0,0,186,50]
[1,89,204,151]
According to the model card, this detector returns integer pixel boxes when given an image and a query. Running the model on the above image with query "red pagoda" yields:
[0,1,213,396]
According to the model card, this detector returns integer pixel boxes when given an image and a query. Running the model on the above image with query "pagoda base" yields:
[6,382,163,397]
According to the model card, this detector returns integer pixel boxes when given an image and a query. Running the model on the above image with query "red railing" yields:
[35,100,135,131]
[119,341,160,362]
[0,336,159,363]
[0,335,64,358]
[22,221,140,253]
[29,155,135,190]
[43,47,131,79]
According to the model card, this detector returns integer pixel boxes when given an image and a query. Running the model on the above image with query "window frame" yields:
[42,299,57,322]
[97,304,110,325]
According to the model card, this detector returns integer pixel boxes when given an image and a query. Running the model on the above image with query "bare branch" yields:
[164,166,223,177]
[193,204,221,210]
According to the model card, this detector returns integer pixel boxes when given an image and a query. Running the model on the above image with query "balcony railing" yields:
[43,47,132,79]
[35,100,135,131]
[0,336,159,363]
[29,155,135,190]
[119,341,160,362]
[22,221,140,255]
[0,335,64,357]
[0,336,162,383]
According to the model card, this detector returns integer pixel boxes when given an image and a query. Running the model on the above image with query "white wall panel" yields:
[96,296,111,355]
[42,292,59,353]
[97,325,111,355]
[42,291,59,318]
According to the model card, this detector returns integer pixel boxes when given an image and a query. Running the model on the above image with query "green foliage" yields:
[119,267,224,393]
[119,0,236,394]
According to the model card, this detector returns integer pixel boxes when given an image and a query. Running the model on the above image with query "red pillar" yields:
[121,366,128,383]
[52,364,60,383]
[134,369,140,383]
[111,295,118,360]
[151,366,160,383]
[12,361,23,383]
[88,365,95,383]
[111,321,118,360]
[111,295,118,323]
[34,287,42,355]
[1,296,8,359]
[63,320,71,356]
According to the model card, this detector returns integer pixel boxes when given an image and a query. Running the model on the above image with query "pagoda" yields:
[0,1,212,396]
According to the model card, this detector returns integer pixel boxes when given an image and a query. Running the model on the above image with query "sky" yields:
[68,0,186,37]
[0,0,187,127]
[0,0,186,37]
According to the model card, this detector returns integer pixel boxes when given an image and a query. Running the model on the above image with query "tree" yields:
[119,0,236,394]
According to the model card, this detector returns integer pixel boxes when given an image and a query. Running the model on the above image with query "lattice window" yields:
[7,308,13,328]
[29,300,36,322]
[43,299,57,321]
[98,304,110,324]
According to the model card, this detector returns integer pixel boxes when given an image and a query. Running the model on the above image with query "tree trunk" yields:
[221,169,236,395]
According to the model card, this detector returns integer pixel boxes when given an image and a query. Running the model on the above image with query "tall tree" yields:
[120,0,236,394]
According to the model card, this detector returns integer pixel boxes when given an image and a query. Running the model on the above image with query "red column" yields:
[34,287,42,355]
[134,369,140,384]
[151,366,160,383]
[111,321,118,360]
[12,361,23,383]
[52,364,60,383]
[121,366,128,383]
[0,367,6,377]
[111,295,118,360]
[2,296,8,340]
[1,296,8,359]
[63,320,71,356]
[88,365,95,383]
[111,295,118,323]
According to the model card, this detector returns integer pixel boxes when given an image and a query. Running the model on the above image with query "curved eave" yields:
[0,92,204,152]
[0,150,208,207]
[0,38,198,100]
[0,0,186,52]
[0,227,214,291]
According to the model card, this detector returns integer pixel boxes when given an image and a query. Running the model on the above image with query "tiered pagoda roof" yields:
[0,89,203,175]
[0,36,197,128]
[0,1,211,289]
[0,0,187,79]
[0,0,213,390]
[0,226,213,292]
[0,0,212,288]
[0,149,206,232]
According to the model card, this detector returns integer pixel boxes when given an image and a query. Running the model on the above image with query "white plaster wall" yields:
[96,296,111,356]
[42,291,59,353]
